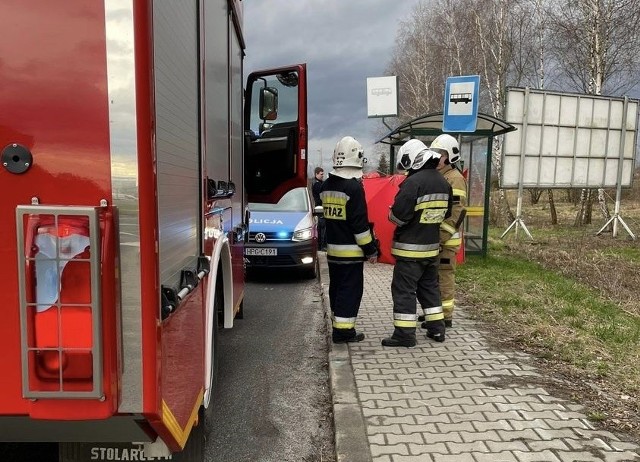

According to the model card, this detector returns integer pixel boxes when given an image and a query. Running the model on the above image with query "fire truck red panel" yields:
[0,0,115,418]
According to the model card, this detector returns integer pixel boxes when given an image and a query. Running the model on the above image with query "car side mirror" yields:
[313,205,324,217]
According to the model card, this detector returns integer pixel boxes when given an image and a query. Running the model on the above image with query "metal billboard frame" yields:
[501,87,638,240]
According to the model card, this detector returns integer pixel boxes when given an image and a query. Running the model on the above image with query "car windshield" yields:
[249,187,309,212]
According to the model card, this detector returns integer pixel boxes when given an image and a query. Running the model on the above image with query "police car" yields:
[245,187,319,278]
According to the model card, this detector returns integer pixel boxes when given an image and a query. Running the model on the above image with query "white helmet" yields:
[331,136,365,178]
[397,139,440,171]
[430,134,460,163]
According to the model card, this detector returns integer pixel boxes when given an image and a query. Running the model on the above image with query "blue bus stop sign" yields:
[443,75,480,132]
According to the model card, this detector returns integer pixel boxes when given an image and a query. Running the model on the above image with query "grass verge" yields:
[458,247,640,395]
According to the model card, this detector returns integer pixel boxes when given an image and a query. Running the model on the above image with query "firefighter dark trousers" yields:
[391,258,444,340]
[328,262,364,340]
[439,247,457,321]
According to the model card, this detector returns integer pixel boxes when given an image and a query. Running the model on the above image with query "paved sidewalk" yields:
[320,254,640,462]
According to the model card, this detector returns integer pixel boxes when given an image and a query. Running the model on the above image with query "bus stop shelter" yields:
[377,112,516,256]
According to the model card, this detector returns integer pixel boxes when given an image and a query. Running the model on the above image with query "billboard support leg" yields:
[596,166,636,240]
[500,191,533,240]
[500,216,533,240]
[596,215,636,240]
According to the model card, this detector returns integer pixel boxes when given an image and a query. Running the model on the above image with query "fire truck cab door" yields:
[245,64,308,203]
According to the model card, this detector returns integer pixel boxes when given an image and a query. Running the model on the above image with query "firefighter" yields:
[382,139,452,348]
[429,134,468,328]
[320,136,378,344]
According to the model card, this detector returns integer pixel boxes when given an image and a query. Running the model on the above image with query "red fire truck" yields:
[0,1,307,460]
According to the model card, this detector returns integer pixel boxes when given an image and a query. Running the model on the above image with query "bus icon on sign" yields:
[371,87,392,96]
[450,93,472,104]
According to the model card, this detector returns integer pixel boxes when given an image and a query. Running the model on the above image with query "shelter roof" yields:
[376,112,516,145]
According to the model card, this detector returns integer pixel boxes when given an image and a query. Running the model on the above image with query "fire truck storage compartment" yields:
[154,0,201,292]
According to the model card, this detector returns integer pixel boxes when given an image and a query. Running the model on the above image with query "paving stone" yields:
[472,451,519,462]
[371,455,392,462]
[445,440,490,453]
[432,454,476,462]
[367,424,402,435]
[564,437,613,451]
[391,455,434,462]
[458,430,502,443]
[386,433,426,445]
[496,428,540,442]
[600,452,640,462]
[407,442,448,455]
[472,419,514,432]
[326,259,640,462]
[371,416,418,426]
[368,433,386,445]
[512,450,562,461]
[485,440,530,452]
[435,421,476,433]
[554,451,607,462]
[370,444,410,457]
[526,439,571,451]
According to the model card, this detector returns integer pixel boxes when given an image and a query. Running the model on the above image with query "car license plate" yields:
[245,247,277,256]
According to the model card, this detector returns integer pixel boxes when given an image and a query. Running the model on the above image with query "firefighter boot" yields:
[381,327,416,348]
[425,320,446,342]
[332,328,365,344]
[421,319,453,329]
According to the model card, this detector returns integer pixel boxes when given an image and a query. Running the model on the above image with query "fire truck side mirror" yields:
[259,86,278,121]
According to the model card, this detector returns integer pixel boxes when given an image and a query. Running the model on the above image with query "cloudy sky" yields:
[243,0,421,173]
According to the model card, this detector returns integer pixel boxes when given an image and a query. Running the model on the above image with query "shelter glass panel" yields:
[463,137,488,254]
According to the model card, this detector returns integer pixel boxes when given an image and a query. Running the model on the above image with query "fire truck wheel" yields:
[202,283,222,443]
[236,300,244,319]
[174,406,206,461]
[210,279,222,394]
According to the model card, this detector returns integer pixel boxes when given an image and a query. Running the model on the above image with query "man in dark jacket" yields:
[311,166,327,251]
[320,136,378,344]
[382,139,452,348]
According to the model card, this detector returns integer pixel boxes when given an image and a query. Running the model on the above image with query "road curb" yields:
[318,253,372,462]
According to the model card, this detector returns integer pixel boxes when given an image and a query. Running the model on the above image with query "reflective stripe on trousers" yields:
[391,242,440,259]
[327,243,364,258]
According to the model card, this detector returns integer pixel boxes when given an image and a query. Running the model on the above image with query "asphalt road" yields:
[0,268,333,462]
[206,268,334,462]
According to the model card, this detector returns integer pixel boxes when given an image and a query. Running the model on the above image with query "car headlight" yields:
[292,227,313,242]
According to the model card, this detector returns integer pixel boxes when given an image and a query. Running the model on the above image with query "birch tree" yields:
[472,0,524,224]
[386,0,479,121]
[550,0,640,226]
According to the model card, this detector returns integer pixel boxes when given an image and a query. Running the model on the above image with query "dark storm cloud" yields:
[243,0,420,168]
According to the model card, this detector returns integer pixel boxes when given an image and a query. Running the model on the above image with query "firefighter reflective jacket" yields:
[389,167,452,260]
[439,164,467,250]
[320,175,377,263]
